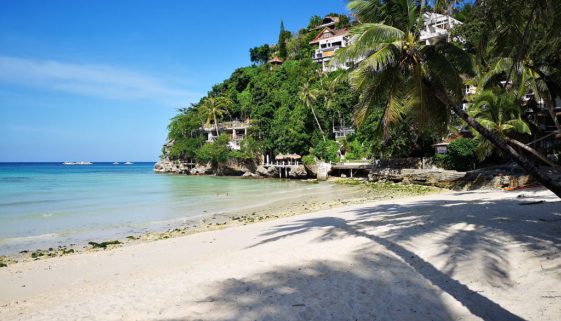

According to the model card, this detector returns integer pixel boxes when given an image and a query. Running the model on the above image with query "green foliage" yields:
[342,137,369,160]
[278,20,289,59]
[168,136,205,160]
[307,15,322,29]
[435,138,477,171]
[310,139,340,163]
[195,135,231,167]
[249,44,270,64]
[302,154,317,165]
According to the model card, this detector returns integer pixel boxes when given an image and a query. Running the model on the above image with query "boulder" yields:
[369,168,466,188]
[288,165,308,178]
[256,165,279,177]
[190,164,213,175]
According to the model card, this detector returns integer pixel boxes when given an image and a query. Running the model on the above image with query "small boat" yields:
[124,161,134,165]
[113,162,120,165]
[76,161,93,165]
[63,162,76,165]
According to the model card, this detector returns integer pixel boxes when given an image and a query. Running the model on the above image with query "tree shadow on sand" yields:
[157,249,479,321]
[158,191,560,321]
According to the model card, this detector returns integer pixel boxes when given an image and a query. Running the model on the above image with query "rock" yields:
[288,165,308,178]
[256,165,278,177]
[154,160,192,174]
[369,168,466,188]
[304,164,319,176]
[241,172,259,179]
[190,164,213,175]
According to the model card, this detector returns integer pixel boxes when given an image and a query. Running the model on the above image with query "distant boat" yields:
[124,161,134,165]
[113,162,120,165]
[63,161,92,166]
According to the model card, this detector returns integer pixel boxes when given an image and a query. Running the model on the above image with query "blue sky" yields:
[0,0,349,162]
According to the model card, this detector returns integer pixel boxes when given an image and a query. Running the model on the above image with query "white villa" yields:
[309,26,351,72]
[202,119,251,150]
[420,12,463,45]
[310,13,462,72]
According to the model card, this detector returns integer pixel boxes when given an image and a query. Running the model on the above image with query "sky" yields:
[0,0,349,162]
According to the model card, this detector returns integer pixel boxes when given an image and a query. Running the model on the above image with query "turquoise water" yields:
[0,162,334,255]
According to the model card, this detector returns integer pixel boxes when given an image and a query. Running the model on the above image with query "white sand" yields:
[1,188,560,321]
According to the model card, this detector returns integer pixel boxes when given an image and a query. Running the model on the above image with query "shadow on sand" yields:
[158,191,561,321]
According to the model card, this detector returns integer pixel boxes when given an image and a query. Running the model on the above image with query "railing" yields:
[202,120,251,131]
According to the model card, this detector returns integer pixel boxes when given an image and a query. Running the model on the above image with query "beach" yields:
[1,188,559,321]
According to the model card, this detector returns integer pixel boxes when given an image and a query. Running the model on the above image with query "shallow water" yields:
[0,162,343,255]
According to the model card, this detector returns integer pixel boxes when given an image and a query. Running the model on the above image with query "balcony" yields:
[202,120,251,132]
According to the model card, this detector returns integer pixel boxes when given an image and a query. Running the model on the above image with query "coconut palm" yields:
[199,97,232,138]
[319,78,340,131]
[298,82,326,141]
[337,0,561,197]
[469,89,560,168]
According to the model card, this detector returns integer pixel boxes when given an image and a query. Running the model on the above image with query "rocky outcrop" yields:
[369,168,466,188]
[154,160,192,174]
[369,165,539,189]
[288,165,308,178]
[256,165,278,178]
[190,164,213,175]
[220,160,255,176]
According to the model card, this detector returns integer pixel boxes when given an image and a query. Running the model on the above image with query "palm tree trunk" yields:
[449,103,561,198]
[505,137,561,170]
[213,110,220,138]
[311,107,326,141]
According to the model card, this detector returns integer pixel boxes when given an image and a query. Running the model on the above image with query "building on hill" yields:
[309,27,351,72]
[314,16,340,30]
[267,56,284,70]
[202,119,251,150]
[420,12,463,45]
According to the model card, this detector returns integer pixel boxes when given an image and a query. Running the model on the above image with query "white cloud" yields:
[0,56,201,106]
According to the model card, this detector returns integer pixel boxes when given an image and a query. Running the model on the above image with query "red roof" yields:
[309,27,349,44]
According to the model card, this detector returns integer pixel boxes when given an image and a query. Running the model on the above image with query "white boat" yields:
[63,161,92,165]
[113,162,120,165]
[124,161,134,165]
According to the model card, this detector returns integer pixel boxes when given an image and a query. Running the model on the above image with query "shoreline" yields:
[0,179,444,267]
[1,187,558,320]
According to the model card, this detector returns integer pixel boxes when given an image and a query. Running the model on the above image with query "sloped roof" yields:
[309,27,349,44]
[267,56,284,64]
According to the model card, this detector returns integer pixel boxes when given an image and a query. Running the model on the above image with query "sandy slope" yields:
[1,188,560,321]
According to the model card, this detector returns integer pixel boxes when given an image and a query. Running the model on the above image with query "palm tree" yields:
[199,97,232,138]
[298,82,326,141]
[337,0,561,197]
[319,78,339,131]
[469,89,560,168]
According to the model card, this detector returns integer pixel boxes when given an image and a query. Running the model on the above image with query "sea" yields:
[0,162,342,256]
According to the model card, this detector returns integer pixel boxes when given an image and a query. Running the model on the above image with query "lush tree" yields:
[307,15,322,29]
[198,97,233,136]
[337,0,561,196]
[249,44,270,64]
[298,82,326,141]
[278,20,289,59]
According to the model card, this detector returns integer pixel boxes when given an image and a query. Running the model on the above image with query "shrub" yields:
[311,140,340,163]
[435,138,477,171]
[302,154,317,165]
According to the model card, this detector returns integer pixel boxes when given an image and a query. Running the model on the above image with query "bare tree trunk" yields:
[505,137,561,170]
[449,103,561,198]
